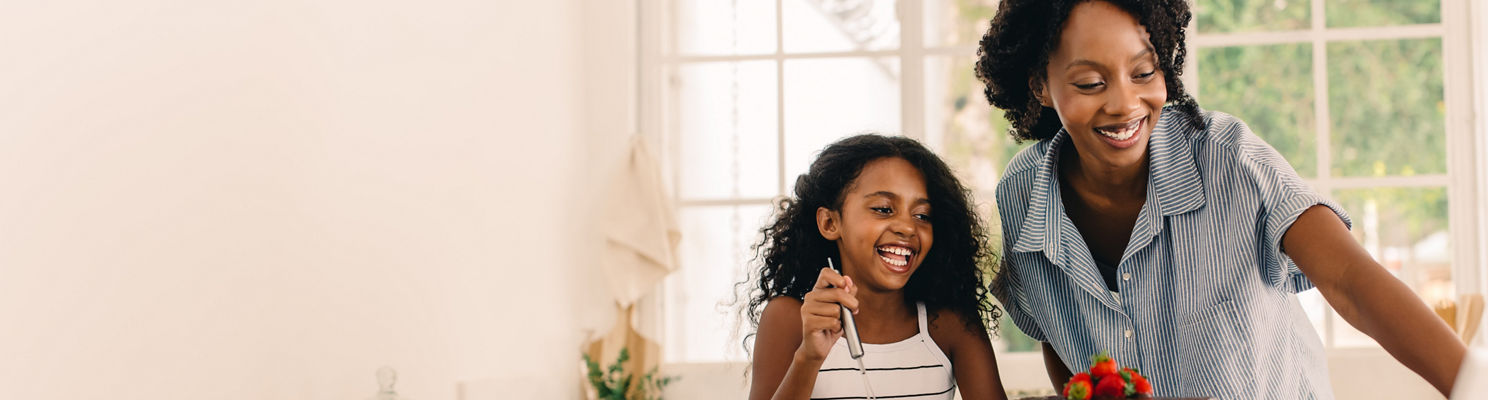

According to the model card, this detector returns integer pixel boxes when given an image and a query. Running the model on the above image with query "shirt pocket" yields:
[1174,299,1255,399]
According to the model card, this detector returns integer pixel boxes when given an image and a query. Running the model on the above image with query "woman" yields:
[975,0,1465,398]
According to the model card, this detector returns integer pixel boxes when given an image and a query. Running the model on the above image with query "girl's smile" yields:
[875,243,915,273]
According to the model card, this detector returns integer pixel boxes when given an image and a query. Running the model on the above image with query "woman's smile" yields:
[1093,116,1146,149]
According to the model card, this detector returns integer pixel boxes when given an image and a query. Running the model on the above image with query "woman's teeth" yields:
[877,246,912,267]
[1097,119,1141,141]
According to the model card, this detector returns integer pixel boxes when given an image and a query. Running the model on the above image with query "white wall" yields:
[0,1,587,399]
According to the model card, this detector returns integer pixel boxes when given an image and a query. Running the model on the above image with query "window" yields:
[1190,0,1479,348]
[646,0,1483,363]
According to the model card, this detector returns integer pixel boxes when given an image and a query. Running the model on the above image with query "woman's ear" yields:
[1030,76,1051,107]
[816,207,841,241]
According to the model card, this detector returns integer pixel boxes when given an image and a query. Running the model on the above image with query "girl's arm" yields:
[1041,342,1073,393]
[1285,205,1466,396]
[750,298,823,400]
[928,310,1008,400]
[750,268,859,400]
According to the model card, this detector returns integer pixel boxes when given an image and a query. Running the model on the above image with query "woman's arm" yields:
[1285,205,1466,396]
[929,310,1009,400]
[1041,342,1073,393]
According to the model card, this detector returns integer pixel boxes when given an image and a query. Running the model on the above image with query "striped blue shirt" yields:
[995,108,1350,400]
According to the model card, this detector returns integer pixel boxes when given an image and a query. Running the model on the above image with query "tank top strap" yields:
[916,301,928,334]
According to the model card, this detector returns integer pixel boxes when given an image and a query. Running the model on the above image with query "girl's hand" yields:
[797,266,858,362]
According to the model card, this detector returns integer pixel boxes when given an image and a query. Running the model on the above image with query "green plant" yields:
[582,347,678,400]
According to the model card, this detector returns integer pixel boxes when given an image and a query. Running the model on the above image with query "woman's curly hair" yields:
[975,0,1204,141]
[737,134,999,353]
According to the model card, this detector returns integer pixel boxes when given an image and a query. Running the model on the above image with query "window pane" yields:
[923,0,997,47]
[990,301,1041,353]
[665,204,774,363]
[1195,0,1309,33]
[670,61,780,200]
[671,0,777,55]
[1328,39,1445,177]
[1329,187,1452,347]
[782,57,901,183]
[783,0,899,53]
[924,55,1029,225]
[1326,0,1440,28]
[924,56,1026,192]
[1197,44,1316,178]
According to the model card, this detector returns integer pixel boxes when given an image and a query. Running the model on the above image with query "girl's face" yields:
[817,157,933,293]
[1037,1,1167,168]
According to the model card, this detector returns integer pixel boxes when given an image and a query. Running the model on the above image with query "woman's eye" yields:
[1073,82,1103,90]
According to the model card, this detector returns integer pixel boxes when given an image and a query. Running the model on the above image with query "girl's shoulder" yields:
[923,306,986,342]
[762,295,803,309]
[754,296,806,348]
[758,296,804,326]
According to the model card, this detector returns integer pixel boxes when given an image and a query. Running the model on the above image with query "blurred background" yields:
[0,0,1484,399]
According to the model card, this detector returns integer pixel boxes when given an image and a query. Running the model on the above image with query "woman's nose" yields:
[1104,80,1142,116]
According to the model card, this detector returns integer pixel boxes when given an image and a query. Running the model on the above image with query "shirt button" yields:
[1124,329,1133,338]
[1122,272,1131,281]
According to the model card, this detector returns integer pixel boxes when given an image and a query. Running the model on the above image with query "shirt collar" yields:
[1009,109,1206,257]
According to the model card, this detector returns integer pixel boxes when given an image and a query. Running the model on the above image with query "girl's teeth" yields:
[879,254,907,266]
[877,246,912,256]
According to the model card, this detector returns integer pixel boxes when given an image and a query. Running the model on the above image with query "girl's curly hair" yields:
[737,134,999,352]
[975,0,1204,141]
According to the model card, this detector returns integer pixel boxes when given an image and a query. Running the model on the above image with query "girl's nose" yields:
[891,215,918,237]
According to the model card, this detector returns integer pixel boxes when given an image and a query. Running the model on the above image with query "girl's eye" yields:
[914,213,932,222]
[871,207,892,215]
[1135,70,1156,80]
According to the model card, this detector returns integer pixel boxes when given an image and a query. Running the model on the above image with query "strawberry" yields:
[1063,372,1092,400]
[1131,374,1153,395]
[1064,373,1091,398]
[1064,379,1093,400]
[1092,373,1126,398]
[1071,372,1092,384]
[1089,353,1118,377]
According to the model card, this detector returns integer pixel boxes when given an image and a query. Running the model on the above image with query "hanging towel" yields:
[601,135,681,309]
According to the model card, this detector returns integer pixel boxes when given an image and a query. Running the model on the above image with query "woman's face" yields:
[1038,1,1167,169]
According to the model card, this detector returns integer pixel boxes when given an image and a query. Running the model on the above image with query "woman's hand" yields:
[797,266,859,362]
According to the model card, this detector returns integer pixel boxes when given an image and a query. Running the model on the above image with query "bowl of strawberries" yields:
[1061,353,1153,400]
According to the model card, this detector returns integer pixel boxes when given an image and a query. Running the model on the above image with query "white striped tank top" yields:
[809,302,956,400]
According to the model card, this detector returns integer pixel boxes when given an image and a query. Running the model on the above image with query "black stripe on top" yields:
[817,364,944,373]
[809,384,955,400]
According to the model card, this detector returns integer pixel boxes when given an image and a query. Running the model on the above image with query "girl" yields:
[742,134,1008,400]
[975,0,1465,399]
